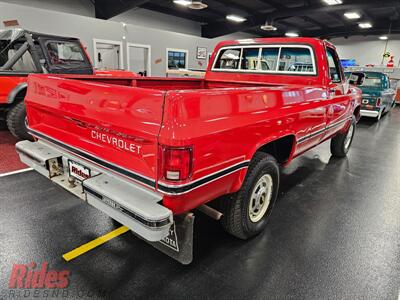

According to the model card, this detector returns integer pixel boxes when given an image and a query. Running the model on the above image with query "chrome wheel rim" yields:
[249,174,273,223]
[344,123,354,150]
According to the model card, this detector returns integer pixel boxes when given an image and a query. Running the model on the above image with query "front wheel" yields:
[330,116,356,158]
[220,152,279,240]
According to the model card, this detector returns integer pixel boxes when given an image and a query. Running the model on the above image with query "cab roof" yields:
[0,28,79,42]
[214,37,333,49]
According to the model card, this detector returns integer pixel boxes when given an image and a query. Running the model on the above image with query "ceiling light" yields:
[187,0,207,9]
[322,0,343,5]
[379,36,388,40]
[285,32,299,37]
[173,0,191,6]
[226,15,247,23]
[344,12,361,19]
[359,22,372,29]
[260,22,277,31]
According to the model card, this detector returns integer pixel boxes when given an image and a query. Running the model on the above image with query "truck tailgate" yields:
[25,74,165,188]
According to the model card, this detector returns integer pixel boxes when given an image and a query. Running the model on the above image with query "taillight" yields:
[161,146,193,181]
[376,98,381,107]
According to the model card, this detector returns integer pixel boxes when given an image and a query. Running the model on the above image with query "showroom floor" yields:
[0,109,399,300]
[0,130,27,174]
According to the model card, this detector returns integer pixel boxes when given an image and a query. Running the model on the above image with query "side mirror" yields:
[348,72,365,86]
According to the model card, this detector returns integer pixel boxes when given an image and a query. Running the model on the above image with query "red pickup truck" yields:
[16,38,362,264]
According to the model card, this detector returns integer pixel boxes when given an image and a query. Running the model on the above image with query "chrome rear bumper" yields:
[16,140,173,242]
[360,109,380,118]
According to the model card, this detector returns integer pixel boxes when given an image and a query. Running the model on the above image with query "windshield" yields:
[46,41,86,65]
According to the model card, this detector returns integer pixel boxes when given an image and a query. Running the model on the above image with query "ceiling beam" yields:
[201,0,399,38]
[257,0,286,10]
[302,16,329,30]
[95,0,150,19]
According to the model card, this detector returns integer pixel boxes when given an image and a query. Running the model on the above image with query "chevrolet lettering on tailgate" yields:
[90,130,142,155]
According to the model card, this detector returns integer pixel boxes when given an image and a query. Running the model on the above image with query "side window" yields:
[260,48,279,71]
[326,48,342,83]
[240,48,259,70]
[279,47,315,73]
[214,48,241,70]
[46,42,85,64]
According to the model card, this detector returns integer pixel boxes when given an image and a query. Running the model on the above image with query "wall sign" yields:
[383,52,391,58]
[3,20,19,27]
[197,47,207,60]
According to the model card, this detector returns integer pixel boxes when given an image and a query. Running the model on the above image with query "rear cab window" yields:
[212,44,316,75]
[361,74,383,88]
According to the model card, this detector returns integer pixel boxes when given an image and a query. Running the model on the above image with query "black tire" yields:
[330,115,356,158]
[6,101,33,140]
[0,119,6,130]
[220,152,279,240]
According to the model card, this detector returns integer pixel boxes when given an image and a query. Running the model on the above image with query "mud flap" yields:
[134,213,194,265]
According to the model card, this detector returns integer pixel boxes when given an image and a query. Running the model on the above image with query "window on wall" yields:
[167,49,187,70]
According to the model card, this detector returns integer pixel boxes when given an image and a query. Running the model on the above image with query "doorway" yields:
[127,43,151,76]
[93,39,123,70]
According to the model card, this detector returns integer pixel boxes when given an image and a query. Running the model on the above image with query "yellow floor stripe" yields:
[63,226,129,262]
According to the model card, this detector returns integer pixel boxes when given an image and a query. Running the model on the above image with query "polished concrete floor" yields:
[1,108,400,300]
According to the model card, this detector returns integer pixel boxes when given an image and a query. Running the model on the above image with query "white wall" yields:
[1,0,94,17]
[0,1,253,76]
[333,35,400,67]
[2,0,202,36]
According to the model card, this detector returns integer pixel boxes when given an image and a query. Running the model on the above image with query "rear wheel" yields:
[6,101,33,140]
[220,152,279,240]
[330,116,356,158]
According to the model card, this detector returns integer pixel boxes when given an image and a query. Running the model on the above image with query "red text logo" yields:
[8,262,70,289]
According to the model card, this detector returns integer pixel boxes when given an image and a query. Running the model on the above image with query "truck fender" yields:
[7,82,28,104]
[230,133,297,192]
[338,106,360,135]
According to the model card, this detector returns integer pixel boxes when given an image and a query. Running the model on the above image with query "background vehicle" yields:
[345,71,395,121]
[17,37,362,264]
[0,29,136,140]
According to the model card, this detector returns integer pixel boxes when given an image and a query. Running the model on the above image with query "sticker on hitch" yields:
[68,160,91,181]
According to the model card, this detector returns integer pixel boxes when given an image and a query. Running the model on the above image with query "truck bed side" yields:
[158,84,327,213]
